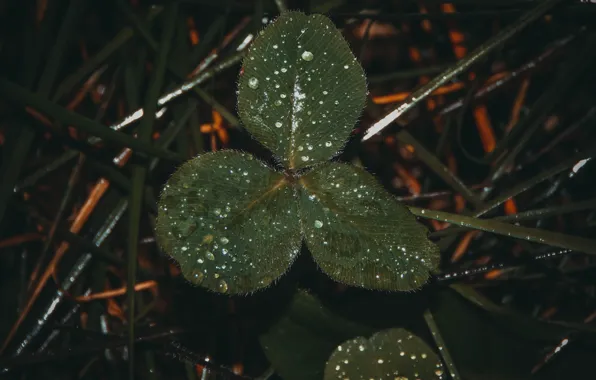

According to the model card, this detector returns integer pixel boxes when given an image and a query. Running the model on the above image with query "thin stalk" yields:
[127,4,177,379]
[423,310,462,380]
[362,0,565,140]
[0,78,181,161]
[410,207,596,255]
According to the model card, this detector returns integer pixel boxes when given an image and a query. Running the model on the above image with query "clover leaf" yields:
[324,328,445,380]
[155,11,439,294]
[237,11,367,170]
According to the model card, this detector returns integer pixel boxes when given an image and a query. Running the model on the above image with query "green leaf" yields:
[237,11,367,170]
[155,150,301,294]
[298,163,440,291]
[260,290,374,380]
[324,328,445,380]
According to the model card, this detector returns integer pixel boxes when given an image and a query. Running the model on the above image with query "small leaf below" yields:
[299,163,440,291]
[324,328,445,380]
[155,150,301,294]
[237,11,367,170]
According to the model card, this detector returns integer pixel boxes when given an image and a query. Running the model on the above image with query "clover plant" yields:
[155,11,440,295]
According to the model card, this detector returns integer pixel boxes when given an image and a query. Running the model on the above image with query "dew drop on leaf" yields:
[218,279,228,293]
[301,50,314,61]
[314,220,323,228]
[248,77,259,89]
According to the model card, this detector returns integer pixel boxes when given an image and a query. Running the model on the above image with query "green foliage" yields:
[237,11,367,170]
[299,163,440,291]
[324,328,444,380]
[155,11,439,294]
[155,151,301,294]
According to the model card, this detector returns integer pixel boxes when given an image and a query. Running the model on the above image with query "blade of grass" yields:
[116,1,241,127]
[423,309,462,380]
[362,0,565,140]
[52,6,162,102]
[0,78,181,161]
[410,206,596,255]
[127,4,177,379]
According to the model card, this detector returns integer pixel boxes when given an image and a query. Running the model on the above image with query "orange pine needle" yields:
[485,269,505,280]
[75,281,157,302]
[393,163,421,195]
[473,106,496,153]
[0,233,43,249]
[505,79,530,133]
[451,230,479,263]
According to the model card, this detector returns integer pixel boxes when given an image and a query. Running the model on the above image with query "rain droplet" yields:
[325,141,332,147]
[218,279,228,293]
[205,251,215,261]
[275,121,282,128]
[377,359,384,364]
[280,94,287,98]
[273,44,278,49]
[343,65,349,69]
[435,369,444,376]
[301,51,314,61]
[281,67,287,73]
[191,270,204,284]
[213,208,221,216]
[314,220,323,228]
[220,237,229,245]
[301,156,309,162]
[259,276,273,287]
[274,100,282,106]
[248,77,259,89]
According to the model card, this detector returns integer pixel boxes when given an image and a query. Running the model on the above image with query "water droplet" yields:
[259,276,273,287]
[358,345,365,351]
[421,353,427,359]
[280,94,287,98]
[301,51,314,61]
[218,279,228,293]
[273,44,278,49]
[377,359,384,364]
[325,141,332,147]
[248,77,259,89]
[213,208,221,216]
[301,156,309,162]
[314,220,323,228]
[343,65,349,69]
[275,121,282,128]
[205,251,215,261]
[274,99,282,106]
[281,67,287,73]
[191,270,204,284]
[410,354,417,360]
[220,237,229,245]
